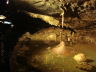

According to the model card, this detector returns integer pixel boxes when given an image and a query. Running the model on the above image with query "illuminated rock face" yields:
[73,53,87,63]
[52,41,67,55]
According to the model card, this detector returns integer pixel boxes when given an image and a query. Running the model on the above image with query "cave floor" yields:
[11,27,96,72]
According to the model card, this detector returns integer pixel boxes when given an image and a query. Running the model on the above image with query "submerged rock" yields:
[73,53,87,64]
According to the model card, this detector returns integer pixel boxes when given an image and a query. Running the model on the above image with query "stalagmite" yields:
[52,41,67,55]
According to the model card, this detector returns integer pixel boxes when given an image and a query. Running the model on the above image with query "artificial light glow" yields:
[6,0,9,4]
[0,15,6,19]
[4,21,12,24]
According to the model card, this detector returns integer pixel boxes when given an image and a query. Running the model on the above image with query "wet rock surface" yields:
[1,0,96,72]
[11,27,96,72]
